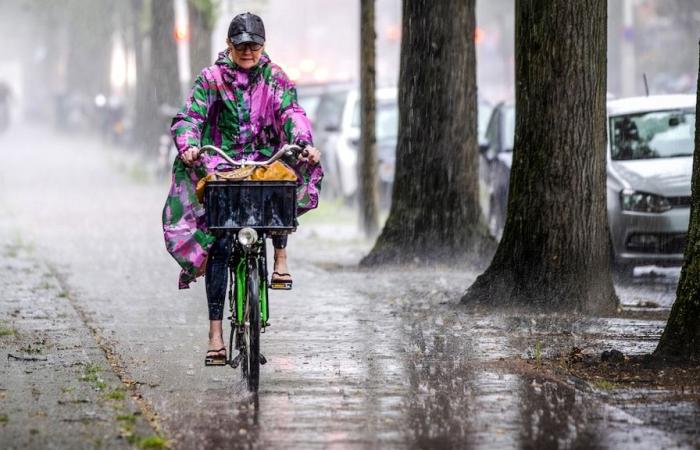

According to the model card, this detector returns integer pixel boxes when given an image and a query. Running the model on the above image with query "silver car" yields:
[607,95,696,275]
[481,95,696,275]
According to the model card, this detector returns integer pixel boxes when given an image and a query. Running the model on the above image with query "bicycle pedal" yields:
[269,281,292,290]
[260,354,267,365]
[230,352,243,369]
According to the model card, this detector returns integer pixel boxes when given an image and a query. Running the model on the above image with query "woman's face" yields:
[228,40,264,69]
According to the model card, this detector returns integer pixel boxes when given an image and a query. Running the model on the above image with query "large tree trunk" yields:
[132,0,181,151]
[361,0,489,265]
[359,0,380,237]
[654,43,700,362]
[151,0,181,109]
[130,0,157,151]
[461,0,617,314]
[65,1,113,98]
[188,0,216,76]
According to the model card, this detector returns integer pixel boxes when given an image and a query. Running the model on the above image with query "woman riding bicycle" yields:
[162,12,323,364]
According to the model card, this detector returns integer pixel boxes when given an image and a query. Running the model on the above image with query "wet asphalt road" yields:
[0,125,698,449]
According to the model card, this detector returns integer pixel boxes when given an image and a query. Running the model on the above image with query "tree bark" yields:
[130,0,156,151]
[151,0,181,109]
[64,1,113,97]
[359,0,380,237]
[361,0,490,265]
[654,42,700,362]
[132,0,181,151]
[188,0,216,77]
[461,0,618,314]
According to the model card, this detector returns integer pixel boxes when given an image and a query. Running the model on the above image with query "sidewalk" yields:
[0,236,163,449]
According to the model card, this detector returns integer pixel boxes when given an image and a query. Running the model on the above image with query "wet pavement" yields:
[0,241,155,449]
[0,124,698,449]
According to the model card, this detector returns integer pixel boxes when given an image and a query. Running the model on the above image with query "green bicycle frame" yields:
[230,245,269,326]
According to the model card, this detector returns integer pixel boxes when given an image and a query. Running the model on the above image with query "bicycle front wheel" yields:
[245,264,261,392]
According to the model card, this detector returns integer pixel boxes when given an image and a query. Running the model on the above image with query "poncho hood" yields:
[214,50,271,86]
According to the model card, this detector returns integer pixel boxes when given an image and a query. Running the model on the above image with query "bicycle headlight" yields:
[237,227,258,246]
[620,189,672,213]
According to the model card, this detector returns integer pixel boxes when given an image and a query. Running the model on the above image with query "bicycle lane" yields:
[0,124,694,449]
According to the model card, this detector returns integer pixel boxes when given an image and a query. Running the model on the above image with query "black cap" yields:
[228,12,266,45]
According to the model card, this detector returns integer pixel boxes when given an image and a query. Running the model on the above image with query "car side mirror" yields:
[479,143,490,155]
[668,116,681,127]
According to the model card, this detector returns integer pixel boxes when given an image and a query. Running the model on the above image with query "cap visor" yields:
[231,33,265,45]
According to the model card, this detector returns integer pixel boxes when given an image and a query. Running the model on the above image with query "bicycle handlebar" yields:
[197,144,307,167]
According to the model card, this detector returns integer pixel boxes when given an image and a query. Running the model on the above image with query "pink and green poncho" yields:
[162,51,323,289]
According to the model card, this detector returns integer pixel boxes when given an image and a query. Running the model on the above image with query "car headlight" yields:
[237,227,258,246]
[620,189,671,213]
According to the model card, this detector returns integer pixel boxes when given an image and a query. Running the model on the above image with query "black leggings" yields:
[205,234,287,320]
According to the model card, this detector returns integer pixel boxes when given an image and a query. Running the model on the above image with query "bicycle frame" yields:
[227,235,269,337]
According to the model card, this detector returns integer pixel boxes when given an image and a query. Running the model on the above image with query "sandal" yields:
[204,347,227,366]
[270,271,293,290]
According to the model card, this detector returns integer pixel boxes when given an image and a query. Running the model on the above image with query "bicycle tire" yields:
[246,265,261,392]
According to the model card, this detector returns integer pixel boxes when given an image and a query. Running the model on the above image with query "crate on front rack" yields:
[204,180,297,231]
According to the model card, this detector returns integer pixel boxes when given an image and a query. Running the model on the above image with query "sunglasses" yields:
[233,42,263,52]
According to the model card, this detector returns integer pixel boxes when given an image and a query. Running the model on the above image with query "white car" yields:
[313,86,398,201]
[481,95,697,276]
[606,95,696,275]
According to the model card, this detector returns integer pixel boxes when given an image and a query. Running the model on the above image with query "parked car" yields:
[480,95,696,275]
[296,82,338,127]
[479,102,514,239]
[312,85,398,202]
[310,86,489,205]
[606,95,695,274]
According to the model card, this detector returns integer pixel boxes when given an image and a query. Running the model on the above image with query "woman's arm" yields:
[171,73,214,156]
[273,74,314,147]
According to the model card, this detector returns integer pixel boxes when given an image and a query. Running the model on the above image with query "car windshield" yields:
[298,96,320,123]
[315,91,348,131]
[610,109,695,161]
[351,99,398,142]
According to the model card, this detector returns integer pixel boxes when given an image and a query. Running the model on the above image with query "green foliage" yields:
[533,340,543,366]
[0,326,16,337]
[189,0,221,30]
[129,435,168,450]
[106,389,126,401]
[592,379,617,391]
[116,413,137,424]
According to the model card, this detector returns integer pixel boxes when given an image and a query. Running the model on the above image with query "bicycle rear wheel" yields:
[245,265,261,392]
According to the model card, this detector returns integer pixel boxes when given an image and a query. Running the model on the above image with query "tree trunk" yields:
[65,1,113,98]
[359,0,380,237]
[461,0,618,314]
[654,42,700,362]
[151,0,181,109]
[132,0,181,151]
[188,0,216,77]
[130,0,156,151]
[361,0,489,265]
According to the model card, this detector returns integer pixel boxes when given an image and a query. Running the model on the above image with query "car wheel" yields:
[609,238,634,282]
[487,196,504,240]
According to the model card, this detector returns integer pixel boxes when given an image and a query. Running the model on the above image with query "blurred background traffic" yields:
[0,0,697,213]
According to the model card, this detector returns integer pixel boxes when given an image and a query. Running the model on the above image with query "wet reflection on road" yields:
[0,125,695,449]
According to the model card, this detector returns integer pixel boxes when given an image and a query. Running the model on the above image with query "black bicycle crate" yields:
[204,180,297,231]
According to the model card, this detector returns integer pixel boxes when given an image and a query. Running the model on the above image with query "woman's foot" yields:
[273,250,292,282]
[208,332,226,356]
[271,249,293,290]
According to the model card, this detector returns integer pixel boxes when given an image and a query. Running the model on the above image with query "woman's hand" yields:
[299,146,321,165]
[181,147,200,166]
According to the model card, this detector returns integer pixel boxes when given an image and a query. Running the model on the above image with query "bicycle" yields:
[200,143,306,392]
